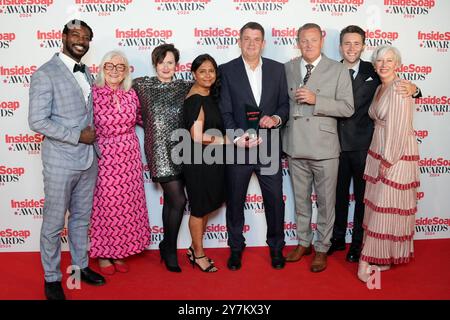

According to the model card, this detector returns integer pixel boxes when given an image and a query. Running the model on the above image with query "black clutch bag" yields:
[245,104,261,138]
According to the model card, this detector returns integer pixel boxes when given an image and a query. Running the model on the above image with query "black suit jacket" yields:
[219,56,289,162]
[338,60,379,152]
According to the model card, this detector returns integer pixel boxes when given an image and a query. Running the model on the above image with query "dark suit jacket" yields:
[219,56,289,162]
[338,60,379,152]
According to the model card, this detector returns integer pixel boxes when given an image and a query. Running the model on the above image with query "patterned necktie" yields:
[303,64,314,85]
[73,63,86,73]
[349,68,355,81]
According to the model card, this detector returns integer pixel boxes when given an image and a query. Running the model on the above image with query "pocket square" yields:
[365,77,373,81]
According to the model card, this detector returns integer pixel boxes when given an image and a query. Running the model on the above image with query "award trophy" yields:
[245,104,261,139]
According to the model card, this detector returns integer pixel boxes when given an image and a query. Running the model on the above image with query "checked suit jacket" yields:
[29,53,95,170]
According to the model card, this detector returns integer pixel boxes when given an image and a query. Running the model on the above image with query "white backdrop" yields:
[1,0,449,252]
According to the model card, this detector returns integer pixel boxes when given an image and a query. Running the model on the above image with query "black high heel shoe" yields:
[159,241,181,273]
[188,247,217,273]
[186,246,215,265]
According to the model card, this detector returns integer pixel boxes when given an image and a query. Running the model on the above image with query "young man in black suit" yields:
[329,25,421,262]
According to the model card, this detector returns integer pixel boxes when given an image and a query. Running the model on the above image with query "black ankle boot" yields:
[159,241,181,273]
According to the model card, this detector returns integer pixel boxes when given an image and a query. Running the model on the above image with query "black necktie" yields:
[303,64,314,85]
[349,69,355,81]
[73,63,86,73]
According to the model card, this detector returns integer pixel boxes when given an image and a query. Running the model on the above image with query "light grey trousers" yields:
[40,157,98,282]
[288,157,339,253]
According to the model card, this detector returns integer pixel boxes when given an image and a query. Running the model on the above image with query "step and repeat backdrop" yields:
[1,0,449,252]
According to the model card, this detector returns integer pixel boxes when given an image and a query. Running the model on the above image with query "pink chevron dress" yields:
[361,79,420,265]
[89,84,150,259]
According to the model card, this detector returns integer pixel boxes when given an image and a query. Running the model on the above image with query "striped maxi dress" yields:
[361,79,420,265]
[89,84,151,259]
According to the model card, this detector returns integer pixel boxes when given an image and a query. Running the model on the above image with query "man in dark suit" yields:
[329,25,422,262]
[219,22,290,270]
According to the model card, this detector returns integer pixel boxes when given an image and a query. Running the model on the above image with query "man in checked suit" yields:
[328,25,421,262]
[282,23,354,272]
[29,20,105,300]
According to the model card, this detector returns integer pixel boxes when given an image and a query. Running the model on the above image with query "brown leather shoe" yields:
[285,245,312,262]
[310,252,327,272]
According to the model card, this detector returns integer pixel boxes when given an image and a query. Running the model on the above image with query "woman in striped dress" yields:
[358,46,420,282]
[89,51,150,275]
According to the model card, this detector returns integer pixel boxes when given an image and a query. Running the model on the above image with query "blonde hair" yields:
[95,50,132,91]
[371,45,402,66]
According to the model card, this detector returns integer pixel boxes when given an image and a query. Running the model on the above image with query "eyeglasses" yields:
[104,62,127,72]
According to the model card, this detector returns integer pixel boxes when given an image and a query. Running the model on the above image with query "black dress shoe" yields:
[75,267,106,286]
[44,281,65,300]
[227,251,242,271]
[346,246,361,263]
[327,239,346,256]
[270,250,285,270]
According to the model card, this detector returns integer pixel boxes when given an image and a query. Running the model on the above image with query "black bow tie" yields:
[73,63,86,73]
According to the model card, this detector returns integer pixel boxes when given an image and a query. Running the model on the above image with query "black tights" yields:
[160,179,186,257]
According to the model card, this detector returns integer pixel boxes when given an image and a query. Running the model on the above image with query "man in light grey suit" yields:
[29,20,105,300]
[282,23,354,272]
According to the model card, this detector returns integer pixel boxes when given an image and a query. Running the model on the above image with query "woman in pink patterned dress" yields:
[90,51,150,275]
[358,46,420,282]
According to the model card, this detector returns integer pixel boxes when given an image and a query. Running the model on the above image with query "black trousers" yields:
[225,163,285,252]
[333,150,367,247]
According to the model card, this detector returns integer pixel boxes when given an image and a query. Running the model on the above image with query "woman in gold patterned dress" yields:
[358,46,420,282]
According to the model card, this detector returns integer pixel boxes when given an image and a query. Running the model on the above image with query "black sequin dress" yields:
[133,76,192,182]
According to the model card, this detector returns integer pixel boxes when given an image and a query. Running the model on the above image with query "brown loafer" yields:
[285,245,312,262]
[310,252,327,273]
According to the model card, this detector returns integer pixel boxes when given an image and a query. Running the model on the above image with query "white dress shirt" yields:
[234,56,281,143]
[349,59,360,79]
[58,52,91,104]
[243,56,282,125]
[300,54,322,83]
[242,56,263,107]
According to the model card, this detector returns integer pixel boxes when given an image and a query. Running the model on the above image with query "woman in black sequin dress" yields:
[133,44,192,272]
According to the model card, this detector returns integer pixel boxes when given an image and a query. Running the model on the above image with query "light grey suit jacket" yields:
[29,53,95,170]
[282,54,354,160]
